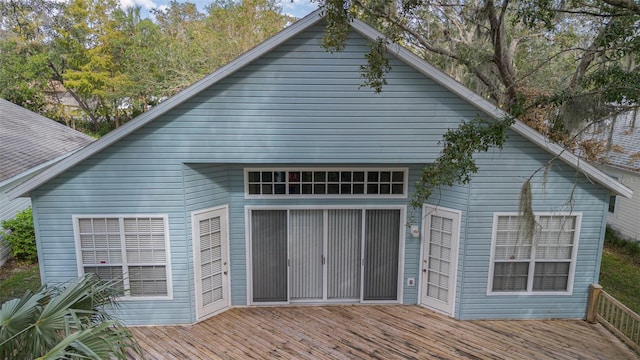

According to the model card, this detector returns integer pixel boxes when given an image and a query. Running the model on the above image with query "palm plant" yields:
[0,273,142,359]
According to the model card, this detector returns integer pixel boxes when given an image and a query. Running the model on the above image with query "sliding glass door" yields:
[327,209,362,300]
[364,209,400,300]
[250,207,402,304]
[289,210,324,300]
[251,210,287,302]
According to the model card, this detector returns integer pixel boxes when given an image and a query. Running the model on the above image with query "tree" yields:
[317,0,640,204]
[0,0,293,135]
[0,273,141,359]
[151,0,293,95]
[0,0,63,113]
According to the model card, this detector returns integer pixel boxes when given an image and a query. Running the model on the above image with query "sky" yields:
[118,0,318,19]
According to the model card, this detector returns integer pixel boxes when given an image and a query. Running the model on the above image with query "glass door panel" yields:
[290,210,324,300]
[327,209,362,299]
[251,210,288,302]
[364,209,400,301]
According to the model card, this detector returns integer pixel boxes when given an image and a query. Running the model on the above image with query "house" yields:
[0,98,93,266]
[7,11,632,325]
[583,110,640,242]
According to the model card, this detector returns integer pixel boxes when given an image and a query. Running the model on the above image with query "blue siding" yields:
[456,130,609,320]
[182,163,230,322]
[29,23,609,324]
[226,164,422,306]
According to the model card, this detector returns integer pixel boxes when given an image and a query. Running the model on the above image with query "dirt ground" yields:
[0,258,38,281]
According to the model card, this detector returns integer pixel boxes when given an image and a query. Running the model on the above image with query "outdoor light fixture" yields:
[410,225,420,238]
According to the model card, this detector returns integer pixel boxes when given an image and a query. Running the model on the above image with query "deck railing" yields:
[587,284,640,353]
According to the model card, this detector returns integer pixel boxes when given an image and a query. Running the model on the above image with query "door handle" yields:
[224,271,228,275]
[422,269,427,273]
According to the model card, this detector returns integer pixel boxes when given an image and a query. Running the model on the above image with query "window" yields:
[608,195,616,213]
[489,213,580,295]
[245,168,407,198]
[74,216,172,299]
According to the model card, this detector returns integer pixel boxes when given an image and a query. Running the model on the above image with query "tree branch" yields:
[599,0,640,16]
[352,0,504,103]
[568,19,613,91]
[48,61,100,124]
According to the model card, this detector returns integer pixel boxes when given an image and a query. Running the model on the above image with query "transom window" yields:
[489,213,581,295]
[245,168,407,198]
[73,215,172,300]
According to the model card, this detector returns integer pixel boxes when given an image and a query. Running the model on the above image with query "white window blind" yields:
[490,213,580,294]
[76,215,171,299]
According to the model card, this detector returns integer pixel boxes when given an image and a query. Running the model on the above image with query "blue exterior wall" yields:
[29,23,608,324]
[453,131,609,320]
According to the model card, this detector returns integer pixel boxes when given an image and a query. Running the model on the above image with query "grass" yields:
[0,259,41,304]
[599,228,640,314]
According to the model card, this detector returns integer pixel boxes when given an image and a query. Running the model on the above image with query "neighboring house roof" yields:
[582,110,640,173]
[6,10,633,199]
[0,98,94,186]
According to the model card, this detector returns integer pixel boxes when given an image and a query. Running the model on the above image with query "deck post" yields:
[586,283,603,323]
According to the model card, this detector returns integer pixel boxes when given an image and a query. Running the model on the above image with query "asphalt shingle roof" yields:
[582,110,640,172]
[0,98,94,182]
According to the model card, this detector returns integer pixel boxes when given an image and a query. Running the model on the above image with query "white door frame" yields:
[419,204,461,317]
[192,205,230,321]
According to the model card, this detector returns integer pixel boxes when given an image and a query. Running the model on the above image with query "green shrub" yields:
[1,207,37,262]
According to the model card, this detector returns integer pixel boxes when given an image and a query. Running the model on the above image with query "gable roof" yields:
[6,10,632,199]
[583,110,640,173]
[0,98,94,186]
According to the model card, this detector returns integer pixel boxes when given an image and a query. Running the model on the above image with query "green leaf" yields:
[411,116,514,207]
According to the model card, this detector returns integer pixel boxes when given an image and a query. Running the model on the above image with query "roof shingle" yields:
[0,98,94,182]
[583,110,640,172]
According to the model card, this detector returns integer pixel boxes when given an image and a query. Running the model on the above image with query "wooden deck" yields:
[128,305,638,359]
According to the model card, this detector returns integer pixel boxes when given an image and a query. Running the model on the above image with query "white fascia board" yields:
[6,11,325,201]
[350,18,633,198]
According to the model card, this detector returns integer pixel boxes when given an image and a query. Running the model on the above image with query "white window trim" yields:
[243,167,409,199]
[487,212,581,296]
[73,214,173,301]
[244,204,406,306]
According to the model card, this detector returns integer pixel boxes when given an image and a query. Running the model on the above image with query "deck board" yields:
[127,305,638,359]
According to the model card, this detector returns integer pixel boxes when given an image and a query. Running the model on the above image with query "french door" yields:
[420,205,461,316]
[193,207,230,320]
[250,208,402,304]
